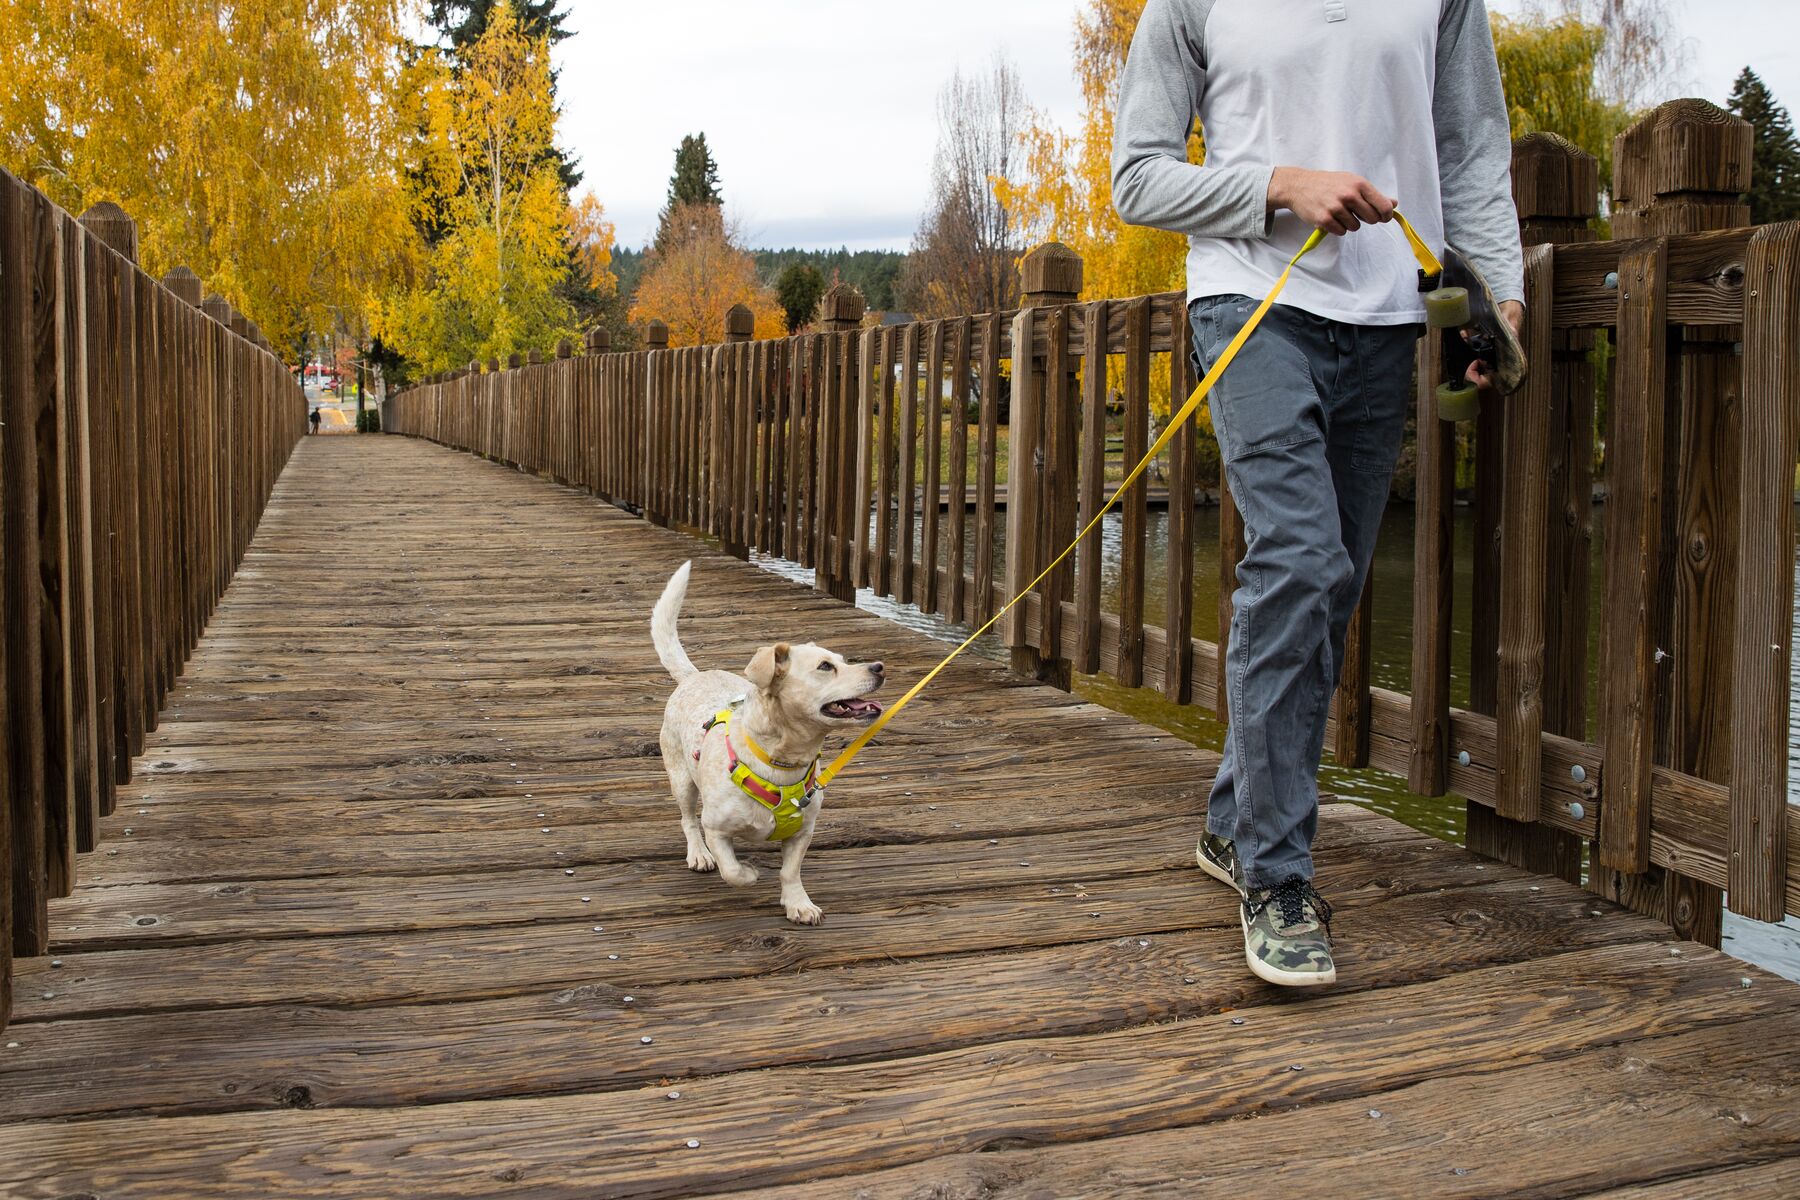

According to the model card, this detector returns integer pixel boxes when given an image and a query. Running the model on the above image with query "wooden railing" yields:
[389,100,1799,943]
[1,171,305,1030]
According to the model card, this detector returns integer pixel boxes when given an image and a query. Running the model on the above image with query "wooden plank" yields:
[919,321,943,615]
[1495,244,1556,821]
[63,219,102,851]
[1001,308,1037,648]
[37,197,76,900]
[1038,303,1073,673]
[744,1012,1800,1200]
[1551,227,1749,326]
[895,322,917,605]
[1598,238,1669,873]
[1075,300,1106,674]
[1728,221,1800,920]
[1330,574,1372,768]
[0,874,1653,1122]
[0,945,1781,1199]
[944,317,970,623]
[861,328,883,592]
[1409,333,1453,796]
[973,313,1001,623]
[1163,304,1194,703]
[1117,298,1149,689]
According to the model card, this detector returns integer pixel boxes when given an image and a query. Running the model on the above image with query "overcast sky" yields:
[553,1,1800,253]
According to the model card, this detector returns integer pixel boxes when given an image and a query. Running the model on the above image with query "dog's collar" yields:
[701,709,818,842]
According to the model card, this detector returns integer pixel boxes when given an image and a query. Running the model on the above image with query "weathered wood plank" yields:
[1599,238,1670,873]
[1728,220,1800,920]
[0,944,1781,1199]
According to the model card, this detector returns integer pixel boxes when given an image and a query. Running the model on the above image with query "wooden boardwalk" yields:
[2,437,1798,1198]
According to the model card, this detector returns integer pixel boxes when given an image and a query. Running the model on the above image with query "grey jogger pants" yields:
[1190,296,1422,890]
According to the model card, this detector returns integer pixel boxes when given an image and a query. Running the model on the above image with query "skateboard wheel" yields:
[1425,287,1471,329]
[1436,380,1480,423]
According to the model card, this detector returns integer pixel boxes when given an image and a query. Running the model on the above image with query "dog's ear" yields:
[746,642,791,690]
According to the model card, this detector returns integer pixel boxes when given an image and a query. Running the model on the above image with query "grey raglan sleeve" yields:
[1434,0,1525,304]
[1110,0,1272,239]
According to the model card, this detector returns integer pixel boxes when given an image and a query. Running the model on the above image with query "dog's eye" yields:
[817,662,836,673]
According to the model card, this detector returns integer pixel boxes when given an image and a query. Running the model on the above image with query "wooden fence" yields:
[1,171,305,1031]
[388,100,1799,943]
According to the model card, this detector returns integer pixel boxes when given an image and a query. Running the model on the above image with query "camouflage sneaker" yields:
[1196,832,1244,894]
[1241,877,1337,987]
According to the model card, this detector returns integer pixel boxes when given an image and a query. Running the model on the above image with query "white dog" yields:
[652,562,886,924]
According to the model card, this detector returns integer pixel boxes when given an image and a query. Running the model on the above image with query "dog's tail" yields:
[652,562,699,682]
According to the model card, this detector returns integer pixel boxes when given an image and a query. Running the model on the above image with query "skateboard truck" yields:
[1419,245,1527,423]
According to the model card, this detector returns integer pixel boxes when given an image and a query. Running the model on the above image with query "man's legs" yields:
[1196,300,1418,885]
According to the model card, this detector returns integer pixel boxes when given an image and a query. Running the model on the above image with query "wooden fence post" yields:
[1005,242,1081,691]
[1592,99,1753,944]
[1464,133,1596,885]
[717,306,753,560]
[814,284,864,603]
[78,202,140,802]
[2,172,50,962]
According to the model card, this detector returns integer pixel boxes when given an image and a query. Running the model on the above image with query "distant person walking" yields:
[309,408,322,435]
[1112,0,1523,987]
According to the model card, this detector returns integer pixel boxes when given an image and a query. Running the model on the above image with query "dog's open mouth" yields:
[820,698,883,721]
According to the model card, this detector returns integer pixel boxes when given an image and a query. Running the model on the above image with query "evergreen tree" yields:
[654,134,723,251]
[775,264,826,333]
[428,0,572,50]
[1728,67,1800,223]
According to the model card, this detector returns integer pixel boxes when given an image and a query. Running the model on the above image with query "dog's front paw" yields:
[686,847,717,872]
[784,899,824,925]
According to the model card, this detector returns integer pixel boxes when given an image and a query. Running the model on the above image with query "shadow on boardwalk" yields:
[2,438,1797,1198]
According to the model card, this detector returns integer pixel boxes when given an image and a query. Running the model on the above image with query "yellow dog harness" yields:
[700,708,817,842]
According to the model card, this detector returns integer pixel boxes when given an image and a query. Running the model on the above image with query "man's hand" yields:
[1268,168,1397,236]
[1466,300,1525,389]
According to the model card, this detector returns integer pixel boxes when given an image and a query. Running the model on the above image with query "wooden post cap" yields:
[819,283,866,327]
[469,360,481,374]
[644,320,670,349]
[527,348,543,365]
[201,293,232,326]
[163,266,203,307]
[556,338,573,359]
[585,327,611,354]
[1020,242,1084,302]
[1511,132,1599,221]
[1615,97,1753,209]
[507,353,522,369]
[78,201,139,263]
[724,304,755,341]
[486,357,500,372]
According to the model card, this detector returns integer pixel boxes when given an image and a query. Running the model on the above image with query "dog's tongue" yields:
[825,698,882,719]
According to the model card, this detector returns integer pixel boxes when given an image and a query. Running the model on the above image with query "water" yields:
[756,504,1800,981]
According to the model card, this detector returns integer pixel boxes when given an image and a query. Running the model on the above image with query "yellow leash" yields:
[816,213,1442,788]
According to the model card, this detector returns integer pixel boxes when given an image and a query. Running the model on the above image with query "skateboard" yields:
[1423,244,1527,422]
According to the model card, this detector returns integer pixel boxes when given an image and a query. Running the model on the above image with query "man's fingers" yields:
[1359,180,1398,220]
[1343,193,1383,226]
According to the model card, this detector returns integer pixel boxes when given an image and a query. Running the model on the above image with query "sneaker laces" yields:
[1256,877,1332,935]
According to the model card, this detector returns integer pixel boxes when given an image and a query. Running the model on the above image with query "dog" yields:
[652,562,886,924]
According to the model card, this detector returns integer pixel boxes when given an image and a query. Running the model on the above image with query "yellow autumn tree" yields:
[995,1,1197,308]
[375,2,576,370]
[995,0,1201,429]
[568,192,619,297]
[630,202,785,346]
[0,0,413,353]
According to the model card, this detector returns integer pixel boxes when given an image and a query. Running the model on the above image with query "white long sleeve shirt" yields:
[1111,0,1525,324]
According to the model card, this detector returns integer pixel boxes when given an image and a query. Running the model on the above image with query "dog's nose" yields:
[868,661,885,676]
